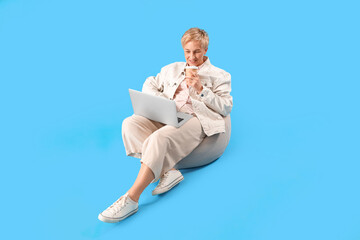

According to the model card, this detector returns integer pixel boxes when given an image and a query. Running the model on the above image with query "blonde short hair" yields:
[181,27,209,50]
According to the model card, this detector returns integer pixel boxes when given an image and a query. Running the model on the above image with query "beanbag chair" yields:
[175,115,231,169]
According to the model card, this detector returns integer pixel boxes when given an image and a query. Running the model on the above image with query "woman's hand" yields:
[185,73,203,94]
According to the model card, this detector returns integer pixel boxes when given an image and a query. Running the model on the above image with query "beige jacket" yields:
[142,57,233,136]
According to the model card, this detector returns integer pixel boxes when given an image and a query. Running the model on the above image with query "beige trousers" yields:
[122,115,206,183]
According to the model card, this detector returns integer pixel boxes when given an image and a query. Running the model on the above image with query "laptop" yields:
[129,89,193,127]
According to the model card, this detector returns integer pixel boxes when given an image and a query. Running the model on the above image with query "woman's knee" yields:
[122,115,143,133]
[122,116,134,134]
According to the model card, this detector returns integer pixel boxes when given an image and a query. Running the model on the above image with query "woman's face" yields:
[183,41,208,67]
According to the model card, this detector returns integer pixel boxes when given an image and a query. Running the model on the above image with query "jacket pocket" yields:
[200,76,213,89]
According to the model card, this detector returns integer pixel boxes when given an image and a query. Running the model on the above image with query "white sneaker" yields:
[152,169,184,196]
[98,192,138,223]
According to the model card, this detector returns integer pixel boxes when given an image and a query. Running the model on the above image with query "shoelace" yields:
[158,172,171,188]
[107,195,128,214]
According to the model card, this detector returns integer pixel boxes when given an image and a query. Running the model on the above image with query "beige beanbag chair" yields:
[175,115,231,169]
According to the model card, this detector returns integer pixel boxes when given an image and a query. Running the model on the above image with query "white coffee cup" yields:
[185,66,199,78]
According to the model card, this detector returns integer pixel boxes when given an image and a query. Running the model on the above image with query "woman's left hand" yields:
[185,73,203,94]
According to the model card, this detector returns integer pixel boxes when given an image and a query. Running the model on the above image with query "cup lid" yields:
[185,66,199,70]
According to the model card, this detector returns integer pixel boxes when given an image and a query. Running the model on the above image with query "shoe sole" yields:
[98,208,138,223]
[152,175,184,196]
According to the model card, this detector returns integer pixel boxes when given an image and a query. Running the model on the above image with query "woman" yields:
[98,27,233,223]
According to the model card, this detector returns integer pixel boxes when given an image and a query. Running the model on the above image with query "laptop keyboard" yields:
[177,117,184,123]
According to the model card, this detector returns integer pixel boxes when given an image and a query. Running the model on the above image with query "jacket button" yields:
[201,94,204,97]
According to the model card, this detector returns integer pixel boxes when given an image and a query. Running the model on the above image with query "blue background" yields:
[1,0,359,239]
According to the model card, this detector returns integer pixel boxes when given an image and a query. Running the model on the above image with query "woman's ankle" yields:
[127,191,139,203]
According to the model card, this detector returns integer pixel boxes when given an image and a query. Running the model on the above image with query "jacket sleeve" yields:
[142,67,167,98]
[197,72,233,116]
